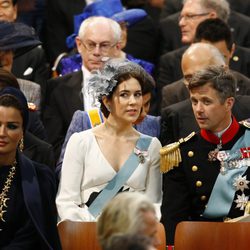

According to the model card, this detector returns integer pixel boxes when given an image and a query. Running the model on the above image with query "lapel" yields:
[61,71,84,123]
[233,95,250,121]
[18,152,52,249]
[177,80,190,101]
[232,70,250,95]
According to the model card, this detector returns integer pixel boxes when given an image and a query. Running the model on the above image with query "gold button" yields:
[192,165,198,172]
[196,181,202,187]
[188,151,194,157]
[233,56,239,62]
[201,195,207,201]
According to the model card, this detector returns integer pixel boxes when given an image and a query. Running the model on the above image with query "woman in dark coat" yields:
[0,85,61,249]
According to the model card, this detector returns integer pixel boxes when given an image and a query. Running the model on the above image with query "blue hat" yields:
[0,21,41,57]
[0,87,29,131]
[66,0,147,49]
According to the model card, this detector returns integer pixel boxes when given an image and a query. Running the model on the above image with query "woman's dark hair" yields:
[0,87,29,131]
[100,70,155,118]
[0,68,20,90]
[0,94,24,129]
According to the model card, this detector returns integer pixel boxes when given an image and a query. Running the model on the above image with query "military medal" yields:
[234,193,249,210]
[216,150,230,174]
[208,141,222,161]
[233,175,250,192]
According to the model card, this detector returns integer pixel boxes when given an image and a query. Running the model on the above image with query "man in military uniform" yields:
[160,65,250,245]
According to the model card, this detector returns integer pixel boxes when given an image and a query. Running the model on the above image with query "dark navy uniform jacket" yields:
[161,117,250,245]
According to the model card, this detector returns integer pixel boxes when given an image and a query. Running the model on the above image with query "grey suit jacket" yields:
[18,78,41,111]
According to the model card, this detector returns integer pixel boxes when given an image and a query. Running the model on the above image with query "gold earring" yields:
[18,137,24,152]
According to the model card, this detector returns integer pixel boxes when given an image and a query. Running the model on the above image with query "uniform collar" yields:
[200,116,239,145]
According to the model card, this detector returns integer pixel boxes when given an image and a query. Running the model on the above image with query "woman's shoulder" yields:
[138,133,162,148]
[67,129,95,149]
[19,154,56,188]
[32,160,55,179]
[70,128,93,140]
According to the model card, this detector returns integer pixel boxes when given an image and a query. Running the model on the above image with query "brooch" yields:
[134,147,148,164]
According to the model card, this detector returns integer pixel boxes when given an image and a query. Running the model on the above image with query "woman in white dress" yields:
[56,59,162,222]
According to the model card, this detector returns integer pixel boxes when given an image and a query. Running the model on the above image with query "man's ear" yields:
[208,11,217,19]
[225,97,235,111]
[13,4,18,21]
[116,41,122,50]
[75,36,82,54]
[113,42,122,57]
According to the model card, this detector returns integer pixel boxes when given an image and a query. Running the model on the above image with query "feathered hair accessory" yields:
[88,58,148,101]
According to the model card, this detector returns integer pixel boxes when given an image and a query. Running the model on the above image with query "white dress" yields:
[56,129,162,222]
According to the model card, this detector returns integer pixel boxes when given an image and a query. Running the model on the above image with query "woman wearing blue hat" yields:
[0,83,61,249]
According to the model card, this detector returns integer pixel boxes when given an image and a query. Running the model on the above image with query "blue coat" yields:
[17,152,61,249]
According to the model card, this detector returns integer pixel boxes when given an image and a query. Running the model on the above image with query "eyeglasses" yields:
[179,12,210,22]
[81,41,117,53]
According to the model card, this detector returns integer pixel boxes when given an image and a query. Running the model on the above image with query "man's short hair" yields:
[183,0,230,22]
[78,16,121,44]
[188,65,236,103]
[194,18,233,51]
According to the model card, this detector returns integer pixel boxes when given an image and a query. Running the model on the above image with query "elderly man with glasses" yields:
[43,16,121,161]
[152,0,250,116]
[159,0,250,54]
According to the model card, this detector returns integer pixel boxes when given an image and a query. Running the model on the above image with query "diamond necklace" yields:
[0,160,17,222]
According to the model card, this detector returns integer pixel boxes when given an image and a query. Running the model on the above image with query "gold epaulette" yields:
[160,132,195,173]
[239,119,250,129]
[28,102,37,111]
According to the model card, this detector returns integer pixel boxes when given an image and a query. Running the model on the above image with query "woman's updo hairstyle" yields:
[88,58,155,118]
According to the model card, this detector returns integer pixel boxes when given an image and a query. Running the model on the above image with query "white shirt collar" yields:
[214,117,233,139]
